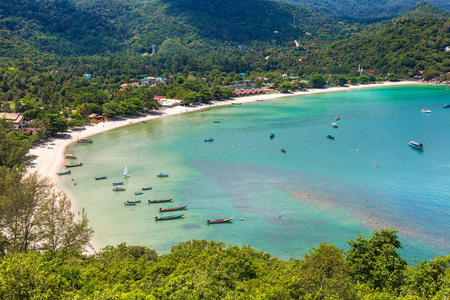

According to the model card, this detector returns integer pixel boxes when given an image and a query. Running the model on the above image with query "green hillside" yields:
[293,9,450,80]
[280,0,450,20]
[0,0,360,57]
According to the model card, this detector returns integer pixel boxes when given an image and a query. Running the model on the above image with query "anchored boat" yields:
[207,217,235,224]
[148,198,174,203]
[159,204,189,212]
[155,213,186,221]
[409,141,424,149]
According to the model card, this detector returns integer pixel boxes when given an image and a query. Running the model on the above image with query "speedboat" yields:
[331,123,338,128]
[421,109,431,113]
[270,131,275,139]
[335,116,340,120]
[443,104,450,108]
[326,134,335,140]
[409,141,424,149]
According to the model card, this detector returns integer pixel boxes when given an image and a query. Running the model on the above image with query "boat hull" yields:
[65,163,83,168]
[159,205,188,212]
[155,213,186,221]
[57,170,71,175]
[207,217,234,224]
[148,198,174,203]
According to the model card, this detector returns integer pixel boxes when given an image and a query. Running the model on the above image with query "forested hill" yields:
[296,5,450,80]
[0,0,356,58]
[280,0,450,20]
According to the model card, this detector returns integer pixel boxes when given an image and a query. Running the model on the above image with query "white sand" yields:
[26,80,421,254]
[28,81,419,187]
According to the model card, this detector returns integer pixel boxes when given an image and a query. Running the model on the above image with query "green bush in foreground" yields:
[0,230,449,299]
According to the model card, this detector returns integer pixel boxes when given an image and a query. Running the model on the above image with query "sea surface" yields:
[62,85,450,262]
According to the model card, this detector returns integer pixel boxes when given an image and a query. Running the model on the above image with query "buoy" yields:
[364,133,366,135]
[71,178,74,181]
[74,182,77,185]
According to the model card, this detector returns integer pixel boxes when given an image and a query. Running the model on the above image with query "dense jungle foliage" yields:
[281,0,450,20]
[0,232,449,299]
[0,0,448,139]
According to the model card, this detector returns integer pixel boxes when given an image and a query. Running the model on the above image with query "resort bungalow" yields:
[88,114,106,123]
[0,112,25,129]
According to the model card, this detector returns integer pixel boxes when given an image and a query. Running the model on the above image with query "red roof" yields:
[154,95,166,99]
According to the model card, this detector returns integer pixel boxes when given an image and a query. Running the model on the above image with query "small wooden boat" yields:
[335,116,340,120]
[157,173,169,177]
[270,131,275,139]
[444,104,450,108]
[127,200,141,204]
[421,109,431,113]
[159,204,189,212]
[142,187,152,190]
[280,147,286,153]
[326,134,335,139]
[113,187,125,191]
[204,138,214,142]
[141,120,147,123]
[409,141,424,149]
[113,182,125,186]
[95,176,107,180]
[155,213,186,221]
[207,217,234,224]
[256,99,263,102]
[64,163,83,168]
[124,202,136,206]
[77,138,93,143]
[331,123,338,128]
[57,170,71,175]
[65,154,77,159]
[213,121,220,123]
[135,191,143,195]
[148,197,174,203]
[232,103,242,105]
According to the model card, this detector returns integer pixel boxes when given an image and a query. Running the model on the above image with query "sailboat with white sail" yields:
[123,166,130,178]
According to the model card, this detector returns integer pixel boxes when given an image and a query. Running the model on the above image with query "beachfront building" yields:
[88,114,106,123]
[0,112,25,129]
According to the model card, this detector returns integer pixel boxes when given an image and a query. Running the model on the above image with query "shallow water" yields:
[62,85,450,262]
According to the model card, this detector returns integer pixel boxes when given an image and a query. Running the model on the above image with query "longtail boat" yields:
[159,204,188,212]
[155,213,186,221]
[95,176,107,180]
[124,202,136,206]
[127,200,141,204]
[65,163,83,168]
[113,182,125,186]
[157,173,169,177]
[77,138,93,143]
[142,187,152,190]
[207,217,235,224]
[148,197,174,203]
[57,170,71,175]
[135,191,143,195]
[113,187,125,191]
[65,154,77,159]
[204,138,214,142]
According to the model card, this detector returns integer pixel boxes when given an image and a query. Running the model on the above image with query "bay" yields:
[62,85,450,262]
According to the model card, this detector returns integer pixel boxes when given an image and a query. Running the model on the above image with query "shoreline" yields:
[27,80,420,253]
[28,81,420,186]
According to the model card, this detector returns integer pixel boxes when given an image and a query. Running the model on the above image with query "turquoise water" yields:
[62,85,450,262]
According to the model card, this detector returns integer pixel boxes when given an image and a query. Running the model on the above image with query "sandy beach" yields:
[28,81,419,188]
